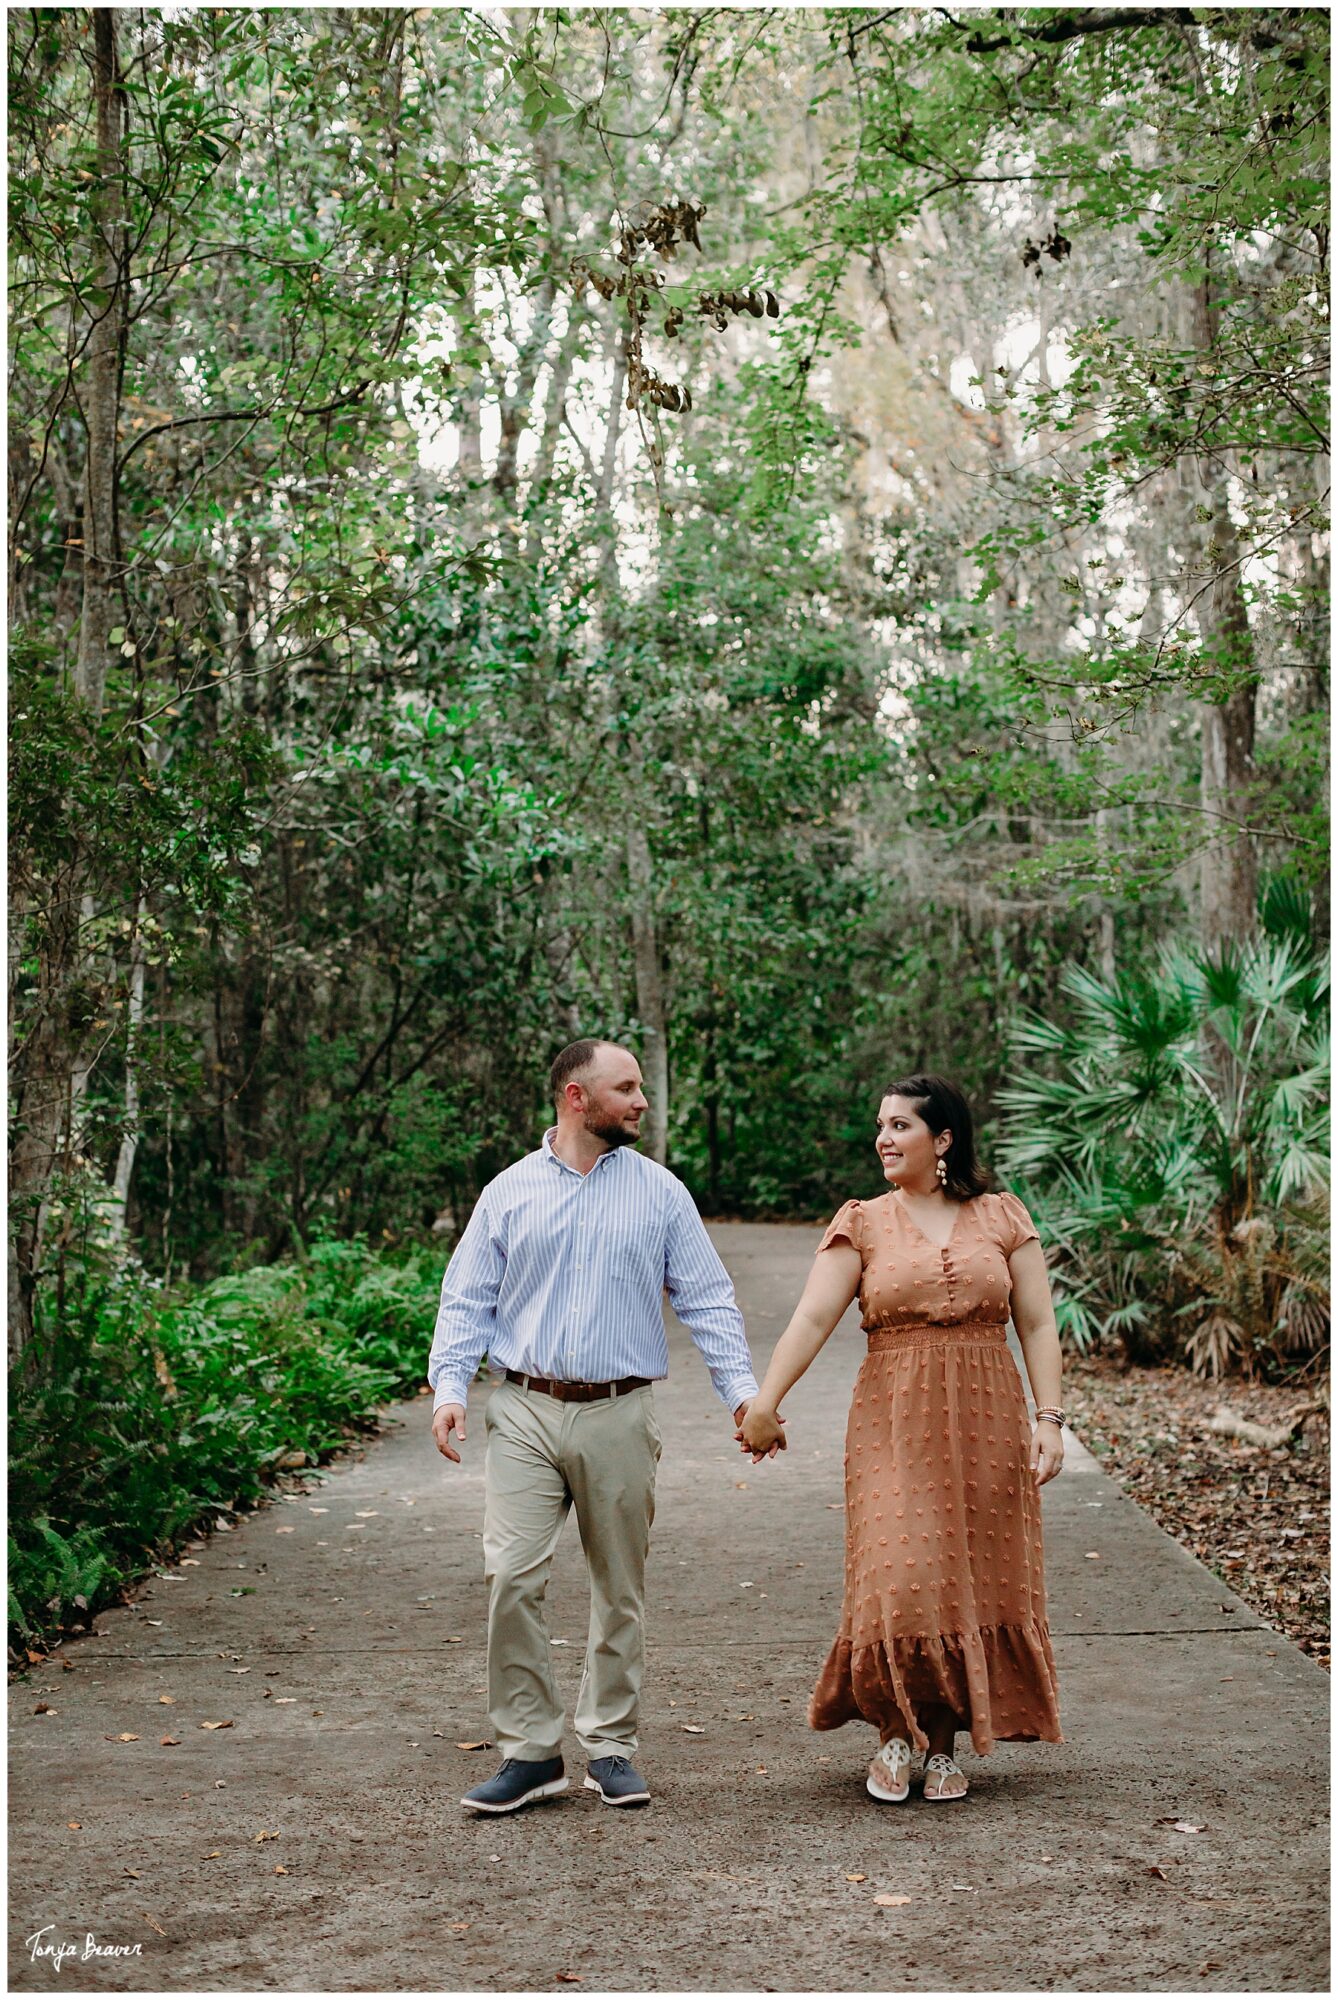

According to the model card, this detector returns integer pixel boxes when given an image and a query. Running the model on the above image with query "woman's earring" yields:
[935,1155,949,1187]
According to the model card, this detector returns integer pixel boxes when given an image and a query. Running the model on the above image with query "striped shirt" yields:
[427,1128,758,1415]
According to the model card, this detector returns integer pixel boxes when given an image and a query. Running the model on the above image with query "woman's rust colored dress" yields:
[808,1189,1063,1755]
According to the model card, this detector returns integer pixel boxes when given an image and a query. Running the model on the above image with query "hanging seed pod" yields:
[765,289,779,317]
[746,290,764,317]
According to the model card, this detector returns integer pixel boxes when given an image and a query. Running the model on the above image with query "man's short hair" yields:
[549,1038,617,1107]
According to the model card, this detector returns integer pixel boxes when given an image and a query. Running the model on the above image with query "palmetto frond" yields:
[998,922,1330,1375]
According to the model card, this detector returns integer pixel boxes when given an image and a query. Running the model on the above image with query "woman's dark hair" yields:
[881,1073,990,1201]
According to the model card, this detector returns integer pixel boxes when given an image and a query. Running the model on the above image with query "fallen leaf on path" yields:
[874,1894,912,1907]
[551,1638,573,1647]
[140,1913,168,1938]
[26,1648,47,1663]
[109,1733,140,1742]
[755,1765,767,1774]
[682,1724,706,1734]
[1084,1551,1101,1560]
[67,1821,82,1830]
[1173,1820,1205,1834]
[456,1740,492,1751]
[34,1702,54,1714]
[826,1503,842,1510]
[273,1697,296,1704]
[273,1864,288,1875]
[200,1720,234,1730]
[738,1581,754,1589]
[253,1830,280,1842]
[275,1527,295,1535]
[447,1636,463,1643]
[845,1872,866,1882]
[180,1559,200,1567]
[449,1922,470,1932]
[355,1510,379,1518]
[735,1481,748,1489]
[308,1507,328,1515]
[159,1694,176,1704]
[203,1851,221,1859]
[160,1736,181,1747]
[949,1884,976,1891]
[123,1869,139,1878]
[554,1975,583,1983]
[1148,1865,1168,1880]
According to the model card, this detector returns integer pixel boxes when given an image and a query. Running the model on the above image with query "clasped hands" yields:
[734,1399,787,1463]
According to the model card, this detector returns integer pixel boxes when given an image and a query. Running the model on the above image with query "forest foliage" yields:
[9,7,1330,1391]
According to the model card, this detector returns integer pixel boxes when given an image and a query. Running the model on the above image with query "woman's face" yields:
[875,1095,950,1189]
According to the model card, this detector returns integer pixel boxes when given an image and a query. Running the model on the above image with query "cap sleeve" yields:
[817,1198,865,1259]
[996,1189,1040,1256]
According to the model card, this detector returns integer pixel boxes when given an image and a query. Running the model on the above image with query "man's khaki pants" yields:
[482,1377,662,1762]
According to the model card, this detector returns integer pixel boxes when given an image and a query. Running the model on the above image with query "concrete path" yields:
[9,1223,1329,1993]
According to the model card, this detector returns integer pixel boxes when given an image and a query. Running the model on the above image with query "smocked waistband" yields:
[865,1319,1008,1352]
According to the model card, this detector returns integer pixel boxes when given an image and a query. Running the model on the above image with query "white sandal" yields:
[922,1752,968,1802]
[866,1736,912,1803]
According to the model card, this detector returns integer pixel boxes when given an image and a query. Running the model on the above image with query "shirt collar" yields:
[541,1126,622,1177]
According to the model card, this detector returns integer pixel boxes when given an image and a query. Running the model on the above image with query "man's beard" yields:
[585,1115,640,1150]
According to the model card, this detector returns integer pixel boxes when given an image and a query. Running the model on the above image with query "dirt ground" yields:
[8,1223,1330,1993]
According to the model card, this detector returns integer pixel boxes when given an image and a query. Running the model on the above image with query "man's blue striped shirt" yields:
[427,1129,758,1414]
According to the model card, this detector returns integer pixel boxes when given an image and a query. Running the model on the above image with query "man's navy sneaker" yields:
[461,1755,568,1814]
[584,1755,651,1806]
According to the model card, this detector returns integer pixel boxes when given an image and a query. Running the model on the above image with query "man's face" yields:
[571,1048,648,1148]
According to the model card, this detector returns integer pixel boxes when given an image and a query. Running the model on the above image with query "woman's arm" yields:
[737,1243,862,1460]
[1008,1237,1066,1487]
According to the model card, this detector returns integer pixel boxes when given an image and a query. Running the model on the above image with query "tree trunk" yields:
[1187,273,1259,948]
[107,899,148,1239]
[9,10,127,1362]
[588,338,672,1158]
[625,790,669,1165]
[75,8,126,715]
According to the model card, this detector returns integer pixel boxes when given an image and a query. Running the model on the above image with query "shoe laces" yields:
[602,1755,632,1775]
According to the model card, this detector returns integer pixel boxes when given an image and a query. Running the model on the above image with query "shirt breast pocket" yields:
[603,1236,660,1301]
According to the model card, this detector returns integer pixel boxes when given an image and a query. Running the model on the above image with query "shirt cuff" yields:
[722,1372,759,1416]
[432,1376,472,1412]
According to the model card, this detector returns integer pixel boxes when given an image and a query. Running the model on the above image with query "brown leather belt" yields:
[505,1369,652,1403]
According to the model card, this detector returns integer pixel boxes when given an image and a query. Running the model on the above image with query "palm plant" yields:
[997,909,1329,1376]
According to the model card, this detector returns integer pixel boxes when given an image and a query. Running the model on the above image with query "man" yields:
[429,1038,776,1815]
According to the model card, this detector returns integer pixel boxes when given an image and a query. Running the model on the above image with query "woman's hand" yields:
[736,1403,787,1462]
[1030,1419,1064,1487]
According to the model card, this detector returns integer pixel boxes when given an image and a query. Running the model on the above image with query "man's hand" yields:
[734,1400,787,1462]
[432,1403,467,1463]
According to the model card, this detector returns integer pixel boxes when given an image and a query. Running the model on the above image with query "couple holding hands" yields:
[428,1040,1064,1815]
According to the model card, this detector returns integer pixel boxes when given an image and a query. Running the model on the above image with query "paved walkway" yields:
[10,1224,1329,1992]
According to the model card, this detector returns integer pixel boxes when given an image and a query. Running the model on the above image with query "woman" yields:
[738,1074,1065,1804]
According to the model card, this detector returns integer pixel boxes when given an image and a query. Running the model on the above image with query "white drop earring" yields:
[935,1155,948,1188]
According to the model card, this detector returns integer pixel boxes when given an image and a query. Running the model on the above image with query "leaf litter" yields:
[1065,1354,1329,1668]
